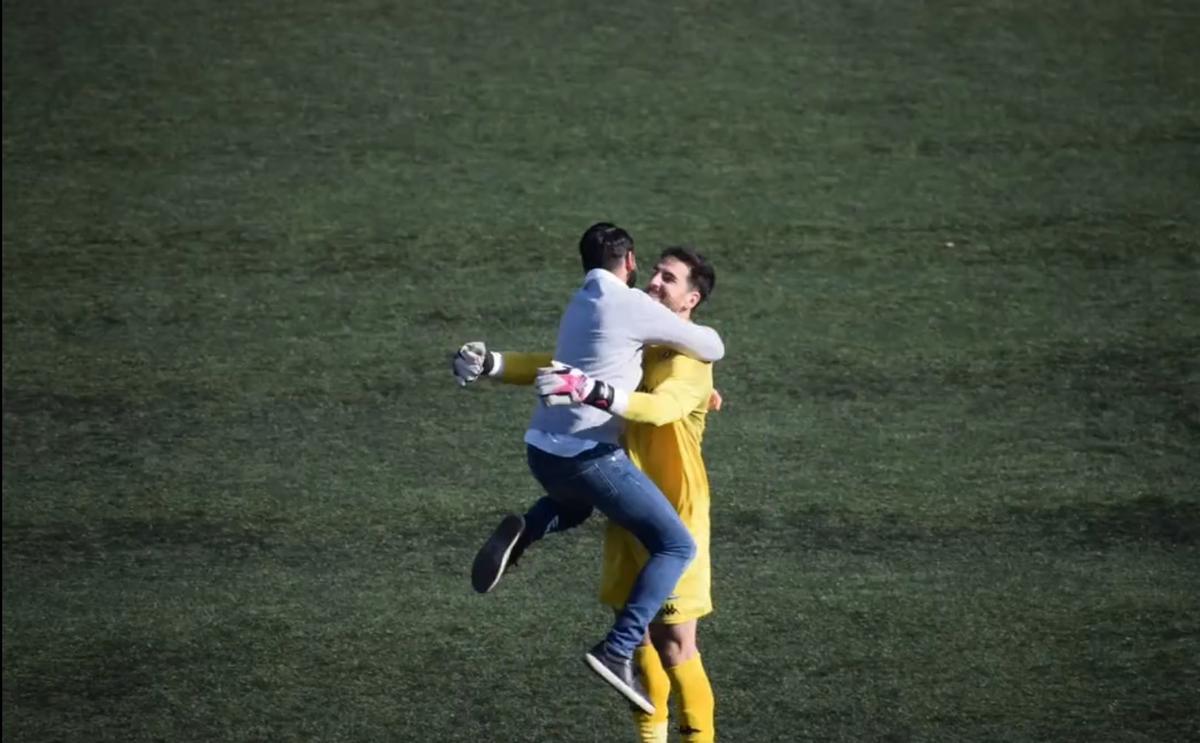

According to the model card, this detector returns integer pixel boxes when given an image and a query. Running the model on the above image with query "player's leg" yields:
[595,454,696,657]
[582,450,695,711]
[602,529,669,739]
[523,443,691,713]
[632,637,671,743]
[471,494,594,594]
[650,620,714,743]
[520,495,594,548]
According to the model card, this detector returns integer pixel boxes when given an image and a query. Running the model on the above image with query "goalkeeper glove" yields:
[452,341,499,386]
[535,362,617,410]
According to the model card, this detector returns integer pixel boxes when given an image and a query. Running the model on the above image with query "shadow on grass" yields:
[6,637,167,710]
[3,516,275,564]
[720,495,1199,556]
[720,504,978,555]
[1008,494,1199,549]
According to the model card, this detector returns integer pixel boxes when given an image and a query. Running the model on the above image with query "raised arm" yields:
[628,290,724,362]
[494,351,554,385]
[615,356,713,426]
[451,342,552,386]
[534,355,713,426]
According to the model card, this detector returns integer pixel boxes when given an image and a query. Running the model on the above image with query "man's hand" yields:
[708,389,724,411]
[452,341,496,386]
[535,362,616,410]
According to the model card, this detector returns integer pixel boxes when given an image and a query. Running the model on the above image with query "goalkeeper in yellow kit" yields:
[454,247,721,742]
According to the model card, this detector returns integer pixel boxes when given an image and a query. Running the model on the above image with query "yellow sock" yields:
[631,645,670,743]
[665,654,715,743]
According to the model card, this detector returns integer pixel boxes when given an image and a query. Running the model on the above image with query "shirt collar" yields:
[584,268,627,288]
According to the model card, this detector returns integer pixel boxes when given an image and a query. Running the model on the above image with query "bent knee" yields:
[669,531,697,562]
[650,622,699,666]
[639,521,696,560]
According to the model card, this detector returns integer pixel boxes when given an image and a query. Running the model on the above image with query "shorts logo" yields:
[659,603,679,617]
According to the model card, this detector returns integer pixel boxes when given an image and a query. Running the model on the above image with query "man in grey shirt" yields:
[454,223,724,714]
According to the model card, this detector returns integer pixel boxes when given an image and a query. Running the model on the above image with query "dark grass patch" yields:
[722,504,978,555]
[5,636,193,710]
[3,509,502,574]
[1009,495,1200,548]
[3,516,275,564]
[719,496,1200,555]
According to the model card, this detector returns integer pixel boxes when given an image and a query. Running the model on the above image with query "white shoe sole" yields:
[584,651,655,715]
[471,515,523,594]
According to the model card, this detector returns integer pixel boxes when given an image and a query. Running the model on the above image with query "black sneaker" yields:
[470,514,525,593]
[584,642,655,715]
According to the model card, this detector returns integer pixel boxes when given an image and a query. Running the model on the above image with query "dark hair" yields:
[660,246,715,306]
[579,222,634,272]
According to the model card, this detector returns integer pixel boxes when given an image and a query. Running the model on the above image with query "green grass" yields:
[4,0,1199,740]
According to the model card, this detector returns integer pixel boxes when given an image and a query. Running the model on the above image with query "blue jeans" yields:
[524,443,696,659]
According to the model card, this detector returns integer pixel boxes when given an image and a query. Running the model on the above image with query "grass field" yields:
[4,1,1199,741]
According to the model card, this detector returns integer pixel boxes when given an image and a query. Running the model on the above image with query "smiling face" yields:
[645,255,702,318]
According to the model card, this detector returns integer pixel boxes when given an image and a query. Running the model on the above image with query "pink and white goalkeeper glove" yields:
[535,362,617,410]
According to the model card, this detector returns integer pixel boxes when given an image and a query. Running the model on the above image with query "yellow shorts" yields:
[598,511,712,624]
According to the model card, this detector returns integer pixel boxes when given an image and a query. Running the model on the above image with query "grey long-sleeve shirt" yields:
[525,268,724,449]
